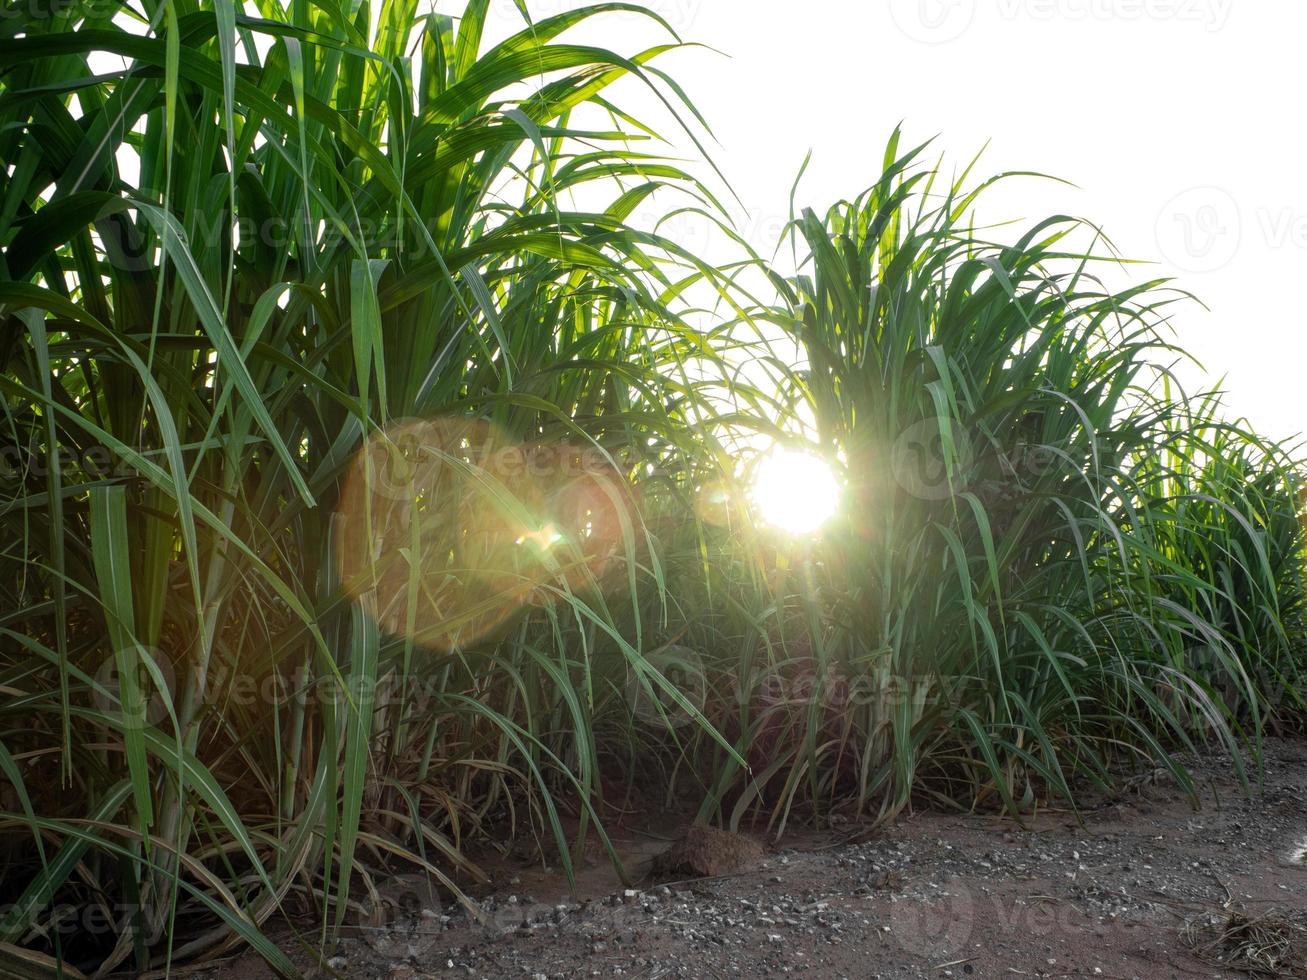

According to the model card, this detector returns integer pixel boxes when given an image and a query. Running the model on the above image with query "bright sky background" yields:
[497,0,1306,444]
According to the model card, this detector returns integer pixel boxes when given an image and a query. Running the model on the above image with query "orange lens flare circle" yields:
[693,477,737,528]
[335,417,630,652]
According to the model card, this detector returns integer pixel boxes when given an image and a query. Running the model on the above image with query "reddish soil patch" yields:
[195,739,1307,979]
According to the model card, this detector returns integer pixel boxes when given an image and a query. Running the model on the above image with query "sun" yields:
[751,446,842,534]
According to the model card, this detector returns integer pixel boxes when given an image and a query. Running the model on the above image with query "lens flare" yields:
[335,417,629,651]
[751,447,841,534]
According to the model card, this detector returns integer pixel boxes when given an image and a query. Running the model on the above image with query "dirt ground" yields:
[197,739,1307,980]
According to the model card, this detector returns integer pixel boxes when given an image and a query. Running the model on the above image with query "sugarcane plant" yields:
[686,134,1307,833]
[0,0,744,972]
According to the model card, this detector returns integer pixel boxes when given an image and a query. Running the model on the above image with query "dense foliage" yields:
[0,0,1302,974]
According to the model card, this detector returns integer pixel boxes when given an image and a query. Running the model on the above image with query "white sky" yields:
[498,0,1306,444]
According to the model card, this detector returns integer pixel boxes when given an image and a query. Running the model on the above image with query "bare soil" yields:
[194,739,1307,980]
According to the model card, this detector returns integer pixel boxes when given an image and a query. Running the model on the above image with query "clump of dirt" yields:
[1184,906,1307,977]
[648,823,766,879]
